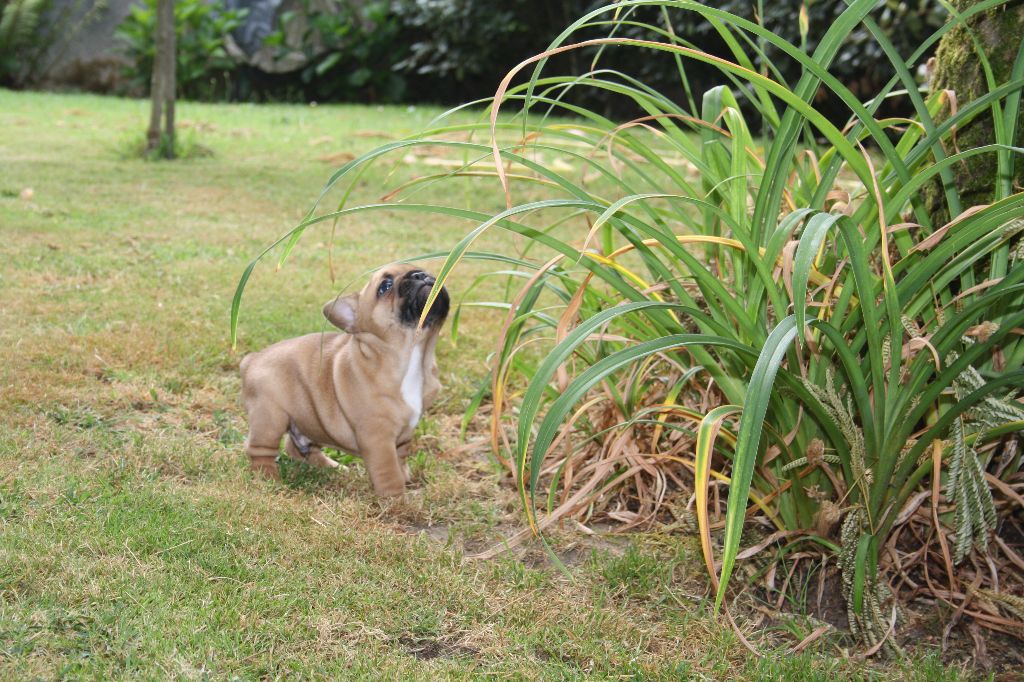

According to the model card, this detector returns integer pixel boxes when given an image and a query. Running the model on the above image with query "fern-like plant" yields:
[0,0,46,84]
[1,0,110,87]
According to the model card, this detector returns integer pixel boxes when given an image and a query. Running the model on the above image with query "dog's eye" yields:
[377,278,393,296]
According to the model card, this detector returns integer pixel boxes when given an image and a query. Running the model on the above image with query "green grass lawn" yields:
[0,89,967,679]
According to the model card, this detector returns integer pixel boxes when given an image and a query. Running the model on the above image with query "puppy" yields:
[239,264,450,497]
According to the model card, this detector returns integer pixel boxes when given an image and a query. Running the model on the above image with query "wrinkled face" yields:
[372,265,450,328]
[347,264,450,338]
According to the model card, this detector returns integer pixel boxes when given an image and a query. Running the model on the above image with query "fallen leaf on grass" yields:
[178,120,218,132]
[317,151,355,165]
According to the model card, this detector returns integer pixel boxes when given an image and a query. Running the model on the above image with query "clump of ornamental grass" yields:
[233,0,1024,652]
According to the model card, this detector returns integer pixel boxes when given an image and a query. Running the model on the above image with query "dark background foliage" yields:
[259,0,407,102]
[325,0,934,122]
[11,0,947,124]
[116,0,248,99]
[387,0,944,123]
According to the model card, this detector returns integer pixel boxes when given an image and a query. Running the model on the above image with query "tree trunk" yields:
[146,0,176,158]
[924,0,1024,226]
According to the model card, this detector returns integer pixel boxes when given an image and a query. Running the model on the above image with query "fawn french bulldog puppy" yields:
[239,264,450,497]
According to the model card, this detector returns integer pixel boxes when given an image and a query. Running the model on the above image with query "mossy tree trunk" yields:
[146,0,176,159]
[924,0,1024,226]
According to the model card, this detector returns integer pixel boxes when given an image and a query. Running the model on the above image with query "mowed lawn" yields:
[0,90,961,680]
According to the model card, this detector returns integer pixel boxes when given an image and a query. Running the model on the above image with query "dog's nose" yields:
[410,271,434,284]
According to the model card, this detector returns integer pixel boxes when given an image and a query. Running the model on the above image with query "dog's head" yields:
[323,264,450,339]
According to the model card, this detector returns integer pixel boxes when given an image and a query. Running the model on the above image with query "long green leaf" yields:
[715,315,798,612]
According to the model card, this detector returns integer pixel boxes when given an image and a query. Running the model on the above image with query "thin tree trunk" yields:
[146,0,176,158]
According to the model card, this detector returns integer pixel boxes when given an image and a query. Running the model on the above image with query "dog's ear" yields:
[323,295,358,331]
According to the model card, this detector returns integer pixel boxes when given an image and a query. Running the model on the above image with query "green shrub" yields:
[106,0,946,115]
[264,0,405,102]
[116,0,247,100]
[389,0,945,123]
[390,0,578,98]
[235,0,1024,650]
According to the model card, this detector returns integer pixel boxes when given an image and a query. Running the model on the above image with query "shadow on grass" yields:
[276,447,360,492]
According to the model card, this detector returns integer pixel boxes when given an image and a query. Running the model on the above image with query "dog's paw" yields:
[374,484,406,499]
[248,455,281,480]
[307,450,340,468]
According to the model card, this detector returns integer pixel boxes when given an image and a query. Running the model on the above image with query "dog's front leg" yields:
[359,432,405,497]
[397,441,413,483]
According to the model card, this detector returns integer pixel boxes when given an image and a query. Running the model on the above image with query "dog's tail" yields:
[239,352,255,377]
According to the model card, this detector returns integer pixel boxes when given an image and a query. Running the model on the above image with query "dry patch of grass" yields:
[0,90,969,679]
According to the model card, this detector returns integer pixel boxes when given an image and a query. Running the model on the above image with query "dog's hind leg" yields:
[284,421,339,469]
[243,402,289,479]
[305,449,340,469]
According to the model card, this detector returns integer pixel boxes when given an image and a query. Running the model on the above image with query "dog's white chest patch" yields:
[400,342,424,429]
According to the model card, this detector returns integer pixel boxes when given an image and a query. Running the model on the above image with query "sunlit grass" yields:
[236,0,1024,657]
[0,87,992,676]
[0,90,694,678]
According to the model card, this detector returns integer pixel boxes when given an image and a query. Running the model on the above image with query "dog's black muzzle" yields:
[398,271,450,327]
